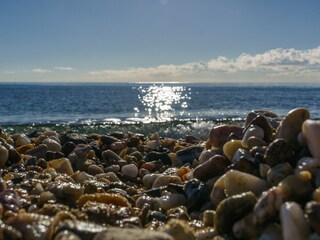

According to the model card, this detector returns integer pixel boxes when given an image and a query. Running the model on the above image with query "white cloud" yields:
[54,66,75,71]
[89,46,320,82]
[32,68,51,74]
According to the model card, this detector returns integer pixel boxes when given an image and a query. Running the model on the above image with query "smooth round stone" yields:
[224,170,268,197]
[121,163,138,178]
[302,119,320,159]
[209,125,243,149]
[87,164,104,176]
[266,162,293,186]
[142,173,162,189]
[15,134,31,147]
[158,193,187,211]
[152,175,182,188]
[241,125,264,148]
[26,144,48,159]
[246,115,274,142]
[0,145,9,168]
[47,158,74,175]
[247,136,267,149]
[295,157,320,177]
[264,139,295,167]
[223,140,243,161]
[214,192,257,234]
[277,107,310,151]
[279,171,313,201]
[280,202,310,240]
[135,195,159,210]
[198,149,222,164]
[43,138,62,152]
[193,155,229,181]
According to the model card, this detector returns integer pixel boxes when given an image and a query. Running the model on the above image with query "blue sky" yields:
[1,0,320,83]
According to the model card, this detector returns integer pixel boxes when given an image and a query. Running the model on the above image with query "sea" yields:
[0,82,319,139]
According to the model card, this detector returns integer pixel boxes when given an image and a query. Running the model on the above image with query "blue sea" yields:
[1,82,319,139]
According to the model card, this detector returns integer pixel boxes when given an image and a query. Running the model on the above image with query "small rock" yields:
[0,145,9,168]
[121,163,139,178]
[241,124,264,148]
[302,119,320,159]
[267,162,293,186]
[264,139,295,166]
[214,192,257,234]
[223,140,243,161]
[280,202,310,240]
[43,138,62,152]
[277,107,310,151]
[193,155,229,181]
[158,193,187,211]
[15,134,31,147]
[209,125,243,149]
[87,164,104,176]
[25,144,48,159]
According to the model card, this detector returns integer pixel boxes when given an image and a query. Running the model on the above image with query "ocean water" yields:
[1,82,319,138]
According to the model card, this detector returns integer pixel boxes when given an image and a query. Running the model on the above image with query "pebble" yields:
[26,144,48,159]
[277,107,310,151]
[222,139,243,161]
[0,145,9,167]
[209,125,243,149]
[15,133,31,147]
[264,138,295,166]
[223,170,268,197]
[241,124,264,148]
[214,192,257,234]
[302,119,320,159]
[158,193,187,211]
[121,163,139,178]
[280,202,310,240]
[193,155,229,181]
[42,138,62,152]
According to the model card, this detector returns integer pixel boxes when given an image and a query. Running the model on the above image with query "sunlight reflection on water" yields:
[134,84,192,121]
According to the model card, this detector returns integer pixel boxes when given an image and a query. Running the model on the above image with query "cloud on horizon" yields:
[54,66,75,71]
[89,46,320,82]
[32,68,51,74]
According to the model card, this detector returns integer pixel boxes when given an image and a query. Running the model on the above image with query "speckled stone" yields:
[264,139,295,167]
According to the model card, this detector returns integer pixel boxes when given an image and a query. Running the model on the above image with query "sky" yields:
[1,0,320,83]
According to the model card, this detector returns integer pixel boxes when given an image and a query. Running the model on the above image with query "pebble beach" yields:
[0,107,320,240]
